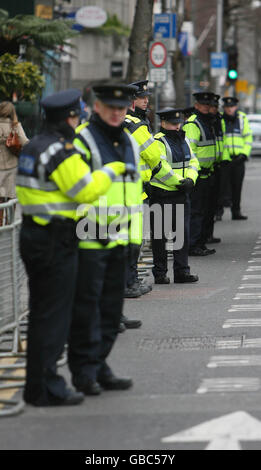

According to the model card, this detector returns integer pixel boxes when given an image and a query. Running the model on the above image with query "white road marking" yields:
[246,266,261,271]
[161,411,261,450]
[228,304,261,311]
[223,318,261,328]
[242,275,261,280]
[233,293,261,299]
[197,378,261,394]
[238,284,261,289]
[207,355,261,368]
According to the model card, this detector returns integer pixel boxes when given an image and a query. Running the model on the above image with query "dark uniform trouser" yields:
[150,191,190,279]
[190,176,211,248]
[217,160,245,215]
[68,245,127,386]
[230,159,245,215]
[20,219,78,406]
[125,246,140,287]
[204,170,220,240]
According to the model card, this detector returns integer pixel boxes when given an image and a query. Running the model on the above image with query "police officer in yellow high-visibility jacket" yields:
[16,89,129,407]
[183,91,217,256]
[221,96,253,220]
[68,84,142,395]
[124,80,182,298]
[151,107,200,284]
[205,93,224,243]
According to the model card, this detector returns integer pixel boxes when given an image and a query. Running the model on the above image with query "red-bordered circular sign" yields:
[149,42,167,68]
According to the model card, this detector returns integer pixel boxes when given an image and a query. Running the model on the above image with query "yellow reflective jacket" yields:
[16,131,124,226]
[221,111,253,161]
[125,113,183,195]
[74,120,143,250]
[183,113,217,178]
[152,130,199,191]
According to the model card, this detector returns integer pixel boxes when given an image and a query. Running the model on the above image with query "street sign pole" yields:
[154,83,159,133]
[215,0,224,95]
[149,40,168,132]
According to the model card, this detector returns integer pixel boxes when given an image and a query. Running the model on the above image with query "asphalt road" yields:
[1,157,261,451]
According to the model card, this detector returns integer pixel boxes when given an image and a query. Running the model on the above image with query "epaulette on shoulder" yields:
[125,114,141,124]
[154,132,165,139]
[75,121,90,134]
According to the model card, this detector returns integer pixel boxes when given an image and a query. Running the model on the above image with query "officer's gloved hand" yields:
[220,160,230,167]
[236,153,247,164]
[178,178,194,193]
[123,163,138,180]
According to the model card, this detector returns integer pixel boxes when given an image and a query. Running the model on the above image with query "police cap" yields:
[130,80,151,97]
[210,94,220,106]
[40,89,82,121]
[193,91,215,104]
[93,84,138,107]
[182,106,195,118]
[222,96,239,107]
[156,107,183,124]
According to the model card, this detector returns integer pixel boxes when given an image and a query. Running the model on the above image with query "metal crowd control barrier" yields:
[0,199,27,416]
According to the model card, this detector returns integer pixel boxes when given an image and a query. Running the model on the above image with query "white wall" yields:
[59,0,136,86]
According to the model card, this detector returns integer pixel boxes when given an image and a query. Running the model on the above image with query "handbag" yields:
[5,126,22,156]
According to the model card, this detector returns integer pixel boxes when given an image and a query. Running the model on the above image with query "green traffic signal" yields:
[228,69,238,80]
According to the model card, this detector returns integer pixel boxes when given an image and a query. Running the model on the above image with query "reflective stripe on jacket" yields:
[16,133,119,226]
[183,114,217,178]
[221,111,253,161]
[74,122,143,250]
[151,131,199,191]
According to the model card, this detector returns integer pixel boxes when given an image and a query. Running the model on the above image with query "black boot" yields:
[154,276,170,284]
[121,314,142,329]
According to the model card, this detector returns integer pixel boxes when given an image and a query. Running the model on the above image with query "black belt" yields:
[198,168,212,177]
[22,214,76,228]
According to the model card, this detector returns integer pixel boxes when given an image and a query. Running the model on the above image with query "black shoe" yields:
[118,321,126,333]
[25,388,85,407]
[206,236,221,244]
[75,380,102,396]
[232,213,248,220]
[124,285,142,298]
[133,280,152,295]
[139,283,152,295]
[201,245,216,255]
[174,273,199,283]
[98,375,133,391]
[121,315,142,329]
[154,276,170,284]
[189,247,209,256]
[57,389,85,405]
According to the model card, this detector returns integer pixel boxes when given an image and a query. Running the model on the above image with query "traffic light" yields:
[227,46,238,82]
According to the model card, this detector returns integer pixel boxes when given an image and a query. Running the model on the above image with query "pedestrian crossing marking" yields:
[223,319,261,328]
[239,284,261,289]
[248,259,261,263]
[234,293,261,300]
[252,252,261,255]
[207,355,261,368]
[197,378,261,394]
[228,304,261,311]
[242,275,261,280]
[246,266,261,271]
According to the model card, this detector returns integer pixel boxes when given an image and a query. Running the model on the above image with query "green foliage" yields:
[0,11,78,68]
[82,14,130,37]
[0,53,45,102]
